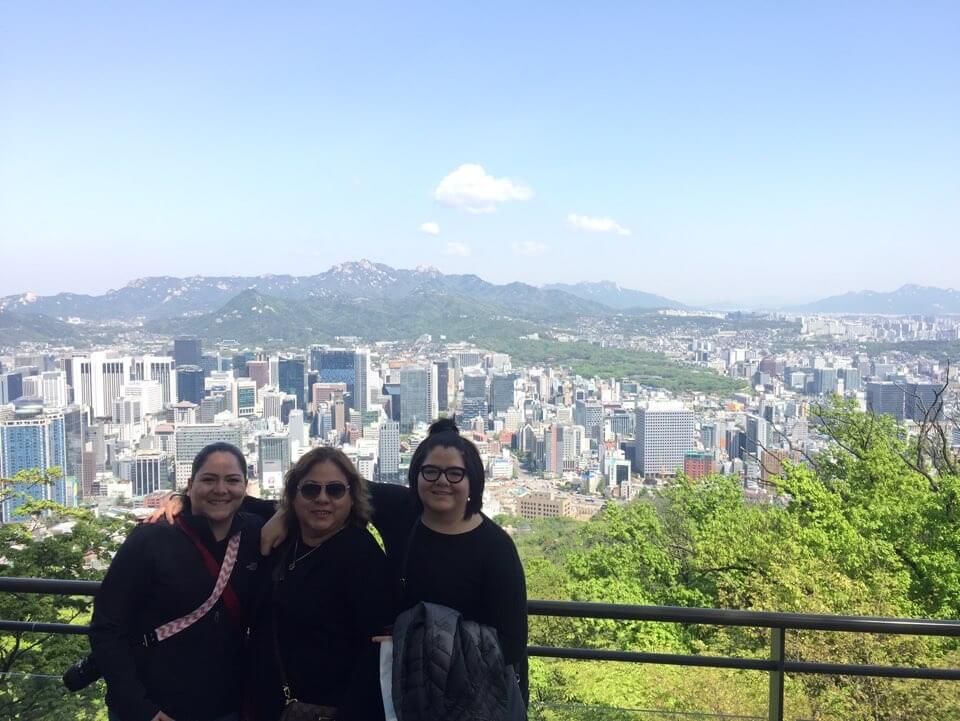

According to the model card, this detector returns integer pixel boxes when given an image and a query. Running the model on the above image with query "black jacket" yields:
[89,507,263,721]
[392,602,526,721]
[250,525,395,721]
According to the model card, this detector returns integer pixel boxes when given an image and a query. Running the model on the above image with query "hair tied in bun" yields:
[428,418,460,436]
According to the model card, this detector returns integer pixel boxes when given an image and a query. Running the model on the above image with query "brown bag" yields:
[278,697,338,721]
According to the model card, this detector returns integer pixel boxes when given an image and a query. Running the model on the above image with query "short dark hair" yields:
[408,418,484,519]
[189,442,248,486]
[282,447,372,537]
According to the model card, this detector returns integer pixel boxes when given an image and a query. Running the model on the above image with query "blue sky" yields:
[2,2,958,305]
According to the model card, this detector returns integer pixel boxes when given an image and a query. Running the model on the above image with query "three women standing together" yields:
[90,419,527,721]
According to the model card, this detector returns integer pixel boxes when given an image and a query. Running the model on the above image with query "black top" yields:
[245,481,529,697]
[250,524,394,721]
[89,506,264,721]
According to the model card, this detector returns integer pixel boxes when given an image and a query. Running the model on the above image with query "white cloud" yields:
[434,164,533,213]
[419,221,440,236]
[444,242,472,257]
[567,213,631,236]
[512,241,547,256]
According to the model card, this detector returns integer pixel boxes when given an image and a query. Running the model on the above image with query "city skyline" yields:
[3,3,959,304]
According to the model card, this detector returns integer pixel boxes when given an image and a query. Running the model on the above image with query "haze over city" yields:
[3,3,959,304]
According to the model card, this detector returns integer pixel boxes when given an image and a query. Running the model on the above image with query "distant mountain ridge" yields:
[795,284,960,314]
[0,260,680,323]
[544,281,686,310]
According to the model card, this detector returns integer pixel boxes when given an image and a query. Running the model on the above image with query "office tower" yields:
[463,370,487,400]
[684,451,716,479]
[634,401,695,477]
[745,414,770,459]
[199,394,229,423]
[866,382,906,422]
[378,420,401,483]
[231,379,257,418]
[701,423,717,451]
[574,399,603,440]
[280,395,297,425]
[261,388,283,421]
[490,373,518,415]
[609,409,634,437]
[258,433,291,494]
[112,398,142,425]
[132,356,177,405]
[173,401,198,425]
[232,352,256,379]
[813,369,838,396]
[173,423,243,487]
[839,368,862,393]
[174,337,202,368]
[354,350,370,413]
[62,405,88,498]
[288,409,306,447]
[400,365,432,431]
[123,380,164,416]
[199,354,219,378]
[37,371,68,408]
[246,360,269,389]
[726,429,745,462]
[132,451,172,497]
[907,382,946,423]
[434,361,450,412]
[278,357,306,410]
[312,349,358,408]
[382,384,401,423]
[176,366,205,405]
[0,402,73,521]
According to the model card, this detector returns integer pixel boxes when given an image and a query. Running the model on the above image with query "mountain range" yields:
[0,261,686,346]
[793,284,960,315]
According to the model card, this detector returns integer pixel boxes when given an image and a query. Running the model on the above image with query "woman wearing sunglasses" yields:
[249,446,393,721]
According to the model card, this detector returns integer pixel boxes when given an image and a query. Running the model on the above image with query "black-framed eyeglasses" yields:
[298,482,350,501]
[419,465,467,484]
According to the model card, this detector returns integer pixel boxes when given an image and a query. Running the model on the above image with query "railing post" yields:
[768,626,786,721]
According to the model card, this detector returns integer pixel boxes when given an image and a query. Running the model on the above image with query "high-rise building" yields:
[574,399,603,440]
[176,366,205,405]
[247,360,269,389]
[278,357,306,410]
[231,379,258,418]
[813,369,838,396]
[745,414,770,459]
[0,372,24,405]
[173,423,243,487]
[354,349,370,413]
[132,451,172,497]
[378,420,401,483]
[839,368,862,393]
[39,371,68,408]
[0,402,74,521]
[174,338,202,368]
[288,409,306,447]
[62,405,88,498]
[683,451,716,479]
[434,361,450,412]
[462,370,487,401]
[400,365,432,431]
[700,423,717,451]
[490,373,518,415]
[123,380,164,416]
[866,382,907,422]
[132,356,177,405]
[634,402,695,477]
[261,388,283,421]
[382,384,401,423]
[313,349,358,408]
[258,433,291,494]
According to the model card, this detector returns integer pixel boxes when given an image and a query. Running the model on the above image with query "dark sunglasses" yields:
[419,465,467,484]
[298,482,350,501]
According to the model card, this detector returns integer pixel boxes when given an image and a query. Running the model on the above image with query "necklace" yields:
[287,525,346,570]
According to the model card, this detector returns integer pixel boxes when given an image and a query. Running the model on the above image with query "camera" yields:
[62,654,102,692]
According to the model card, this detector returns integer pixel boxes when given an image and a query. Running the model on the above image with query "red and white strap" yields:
[153,533,241,642]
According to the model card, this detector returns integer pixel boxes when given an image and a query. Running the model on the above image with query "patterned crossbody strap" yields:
[152,533,241,642]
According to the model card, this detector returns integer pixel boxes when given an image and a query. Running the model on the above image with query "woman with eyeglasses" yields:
[249,446,393,721]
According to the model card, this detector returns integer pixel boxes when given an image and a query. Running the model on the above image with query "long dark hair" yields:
[282,446,372,537]
[408,418,484,519]
[189,442,248,486]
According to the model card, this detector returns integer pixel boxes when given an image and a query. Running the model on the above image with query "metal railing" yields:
[4,577,960,721]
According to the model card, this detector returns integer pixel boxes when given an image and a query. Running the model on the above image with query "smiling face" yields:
[417,446,470,520]
[186,451,246,534]
[292,460,354,545]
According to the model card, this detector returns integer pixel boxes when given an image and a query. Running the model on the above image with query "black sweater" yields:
[89,508,264,721]
[244,482,529,696]
[250,524,394,721]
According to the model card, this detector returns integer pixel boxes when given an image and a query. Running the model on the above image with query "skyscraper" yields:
[490,373,518,415]
[354,349,371,413]
[246,360,269,389]
[176,366,205,405]
[173,423,243,487]
[0,402,73,522]
[634,401,695,477]
[231,379,258,418]
[132,451,172,497]
[174,337,202,368]
[313,349,358,407]
[132,356,177,405]
[433,360,450,412]
[378,420,401,483]
[400,365,432,431]
[278,357,306,410]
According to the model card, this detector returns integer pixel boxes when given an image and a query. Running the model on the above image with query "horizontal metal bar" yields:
[0,578,100,596]
[529,645,776,671]
[0,620,90,635]
[527,599,960,637]
[4,577,960,639]
[785,660,960,681]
